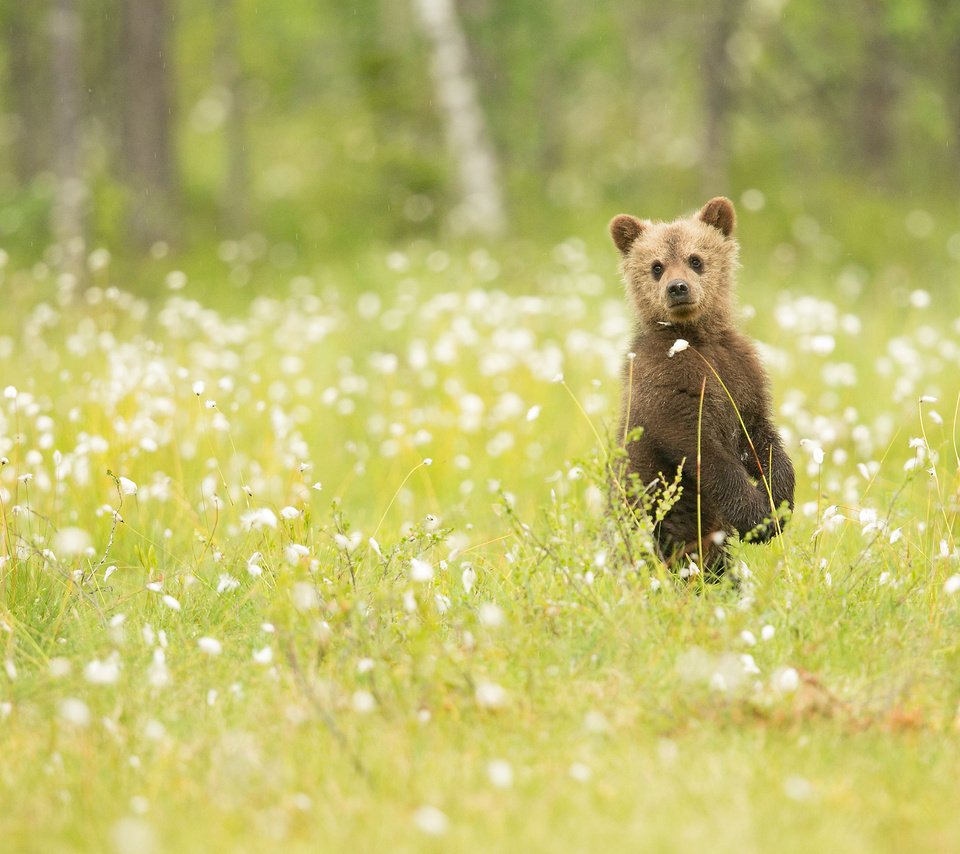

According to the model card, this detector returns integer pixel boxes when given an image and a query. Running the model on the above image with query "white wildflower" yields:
[252,646,273,665]
[148,649,169,687]
[475,681,508,709]
[569,762,592,782]
[774,667,800,694]
[410,558,434,582]
[292,582,319,612]
[859,507,882,535]
[49,658,72,678]
[799,439,825,465]
[143,720,166,741]
[487,759,514,789]
[583,710,610,734]
[334,531,362,552]
[217,573,240,594]
[710,672,728,692]
[478,603,505,628]
[166,270,188,290]
[59,698,91,727]
[198,637,222,656]
[413,805,449,836]
[240,508,278,531]
[668,338,689,357]
[784,775,814,801]
[118,477,138,495]
[285,543,310,564]
[352,691,376,714]
[403,589,417,613]
[84,654,121,685]
[246,552,264,577]
[52,527,93,557]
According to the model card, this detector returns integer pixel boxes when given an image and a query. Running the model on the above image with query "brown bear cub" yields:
[609,197,794,576]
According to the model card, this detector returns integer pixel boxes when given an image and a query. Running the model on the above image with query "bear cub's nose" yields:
[666,279,690,304]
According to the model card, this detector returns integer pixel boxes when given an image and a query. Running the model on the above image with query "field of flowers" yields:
[2,229,960,851]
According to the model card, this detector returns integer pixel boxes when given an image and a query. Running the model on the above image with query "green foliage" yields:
[1,1,959,267]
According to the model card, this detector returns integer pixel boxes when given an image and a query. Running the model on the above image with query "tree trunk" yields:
[6,3,50,185]
[412,0,506,237]
[121,0,177,246]
[857,0,897,176]
[701,0,743,197]
[49,0,86,278]
[216,0,248,234]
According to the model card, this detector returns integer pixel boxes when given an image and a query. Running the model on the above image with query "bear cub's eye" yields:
[651,262,664,280]
[689,255,703,272]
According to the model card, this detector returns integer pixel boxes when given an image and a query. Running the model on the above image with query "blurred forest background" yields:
[1,0,959,280]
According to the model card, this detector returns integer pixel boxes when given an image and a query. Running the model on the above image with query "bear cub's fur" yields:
[610,197,794,573]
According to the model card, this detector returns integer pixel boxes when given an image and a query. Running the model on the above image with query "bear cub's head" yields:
[610,197,739,332]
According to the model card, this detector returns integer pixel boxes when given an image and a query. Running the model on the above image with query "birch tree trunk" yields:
[412,0,506,237]
[50,0,87,278]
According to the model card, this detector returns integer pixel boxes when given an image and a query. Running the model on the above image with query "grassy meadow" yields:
[2,217,960,852]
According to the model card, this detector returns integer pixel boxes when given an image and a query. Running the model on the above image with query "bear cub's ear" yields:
[609,214,646,256]
[698,197,736,237]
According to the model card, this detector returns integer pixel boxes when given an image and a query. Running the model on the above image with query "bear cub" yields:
[609,197,794,574]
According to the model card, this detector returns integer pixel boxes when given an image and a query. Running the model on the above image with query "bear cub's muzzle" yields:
[666,279,693,307]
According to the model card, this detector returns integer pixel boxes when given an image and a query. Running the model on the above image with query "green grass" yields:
[1,238,960,852]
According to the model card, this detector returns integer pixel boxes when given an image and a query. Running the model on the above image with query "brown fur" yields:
[610,197,794,574]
